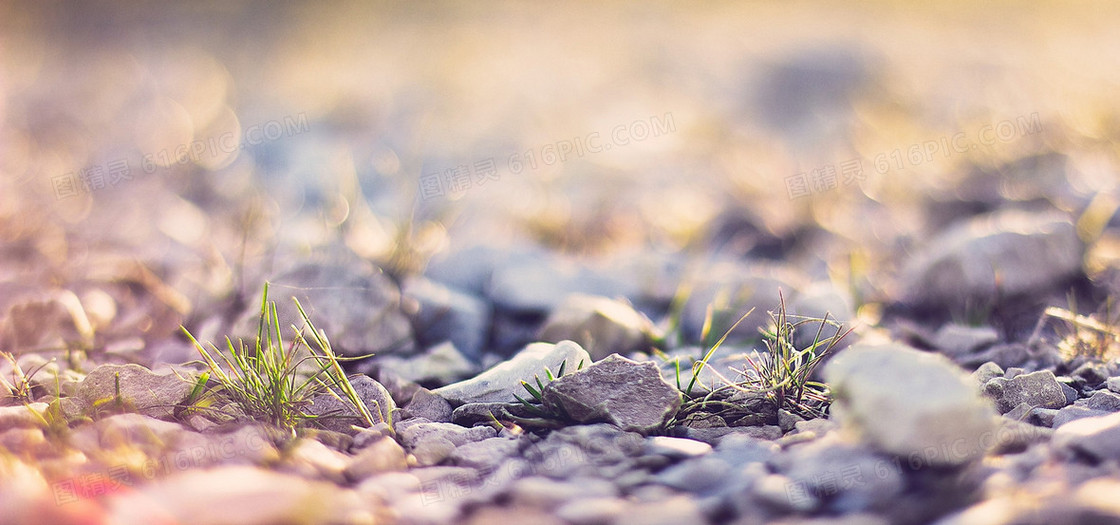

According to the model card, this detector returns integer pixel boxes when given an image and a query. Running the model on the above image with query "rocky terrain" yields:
[4,2,1120,524]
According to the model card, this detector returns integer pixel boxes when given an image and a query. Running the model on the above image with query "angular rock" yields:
[305,375,395,434]
[1052,411,1120,461]
[401,276,490,360]
[537,294,656,361]
[982,370,1068,414]
[433,340,591,405]
[1053,405,1112,428]
[1087,390,1120,412]
[76,363,192,420]
[901,209,1084,308]
[542,353,682,435]
[824,343,997,466]
[970,362,1004,386]
[401,388,453,423]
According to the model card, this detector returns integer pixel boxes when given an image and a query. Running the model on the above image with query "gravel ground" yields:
[3,2,1120,524]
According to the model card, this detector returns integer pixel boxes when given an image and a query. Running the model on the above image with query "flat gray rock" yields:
[982,370,1069,414]
[543,353,682,435]
[433,340,590,405]
[76,363,192,420]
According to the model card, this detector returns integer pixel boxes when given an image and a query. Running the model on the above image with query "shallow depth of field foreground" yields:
[4,2,1120,524]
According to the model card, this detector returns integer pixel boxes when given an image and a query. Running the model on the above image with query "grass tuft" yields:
[0,351,52,405]
[181,282,380,437]
[669,291,852,427]
[1030,294,1120,363]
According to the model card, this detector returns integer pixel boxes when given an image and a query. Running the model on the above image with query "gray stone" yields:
[1029,408,1058,428]
[449,436,522,471]
[401,276,490,360]
[76,363,192,420]
[401,388,453,423]
[1087,390,1120,412]
[666,426,737,445]
[306,375,396,434]
[396,420,496,467]
[989,418,1052,455]
[375,341,478,386]
[794,418,840,436]
[1052,411,1120,461]
[542,353,682,435]
[537,294,656,361]
[1061,381,1080,405]
[434,340,591,405]
[730,425,784,441]
[778,409,805,433]
[982,370,1069,414]
[933,324,999,356]
[449,401,537,427]
[261,262,413,356]
[824,343,997,465]
[971,361,1005,386]
[900,209,1084,307]
[1053,406,1112,428]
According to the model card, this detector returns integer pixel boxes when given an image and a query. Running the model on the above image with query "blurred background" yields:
[3,1,1120,363]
